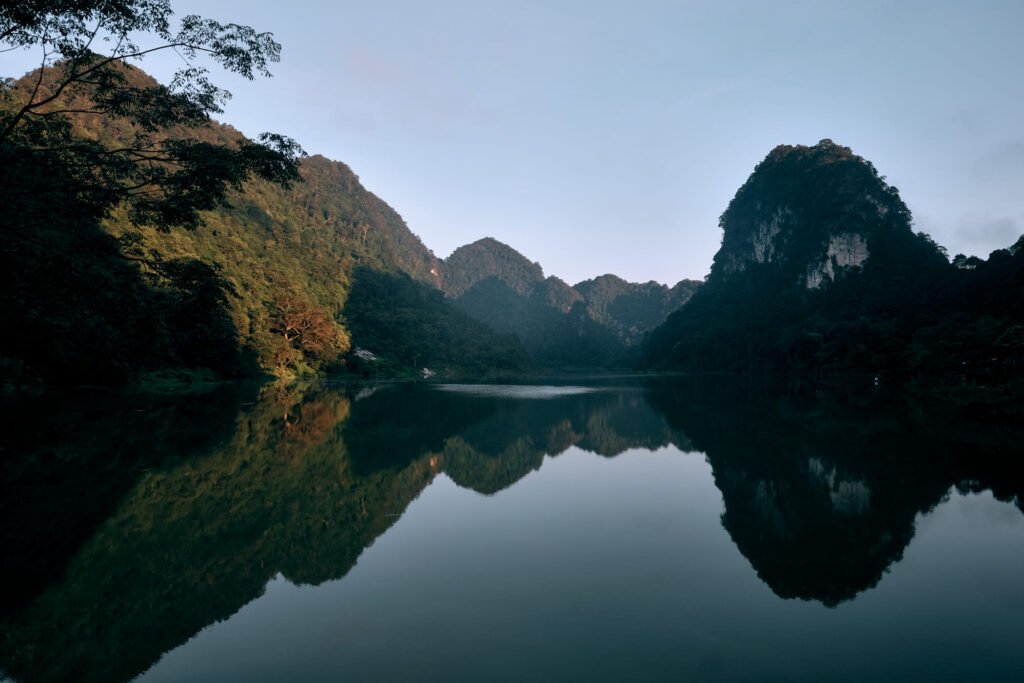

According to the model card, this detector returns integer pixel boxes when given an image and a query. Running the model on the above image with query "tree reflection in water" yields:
[0,378,1021,682]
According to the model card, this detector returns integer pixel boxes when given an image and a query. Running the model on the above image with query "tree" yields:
[272,290,349,363]
[0,0,304,231]
[0,2,306,386]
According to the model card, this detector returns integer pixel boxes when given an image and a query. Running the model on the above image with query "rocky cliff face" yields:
[642,139,957,373]
[711,139,912,289]
[804,232,870,288]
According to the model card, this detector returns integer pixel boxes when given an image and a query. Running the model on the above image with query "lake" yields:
[1,378,1023,682]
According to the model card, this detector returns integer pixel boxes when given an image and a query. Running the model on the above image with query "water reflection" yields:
[0,379,1021,682]
[647,379,1024,606]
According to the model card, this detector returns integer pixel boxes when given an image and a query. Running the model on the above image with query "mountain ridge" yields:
[439,235,701,358]
[5,60,1022,385]
[2,63,526,384]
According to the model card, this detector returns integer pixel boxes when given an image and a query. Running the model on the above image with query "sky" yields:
[6,0,1024,285]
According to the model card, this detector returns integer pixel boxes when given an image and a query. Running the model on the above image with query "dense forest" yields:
[643,140,1024,392]
[2,3,1022,390]
[342,266,529,377]
[0,48,526,387]
[0,20,695,388]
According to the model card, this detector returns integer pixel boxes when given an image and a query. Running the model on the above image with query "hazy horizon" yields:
[5,0,1023,285]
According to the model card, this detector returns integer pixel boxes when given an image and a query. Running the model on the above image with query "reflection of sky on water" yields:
[5,380,1024,683]
[435,384,601,399]
[135,450,1024,683]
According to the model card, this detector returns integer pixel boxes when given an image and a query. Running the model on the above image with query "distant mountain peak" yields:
[439,235,702,360]
[584,273,628,287]
[441,237,544,298]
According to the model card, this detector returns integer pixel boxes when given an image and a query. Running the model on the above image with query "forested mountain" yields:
[1,64,522,387]
[574,274,700,346]
[6,55,1020,387]
[644,139,1024,386]
[452,276,625,368]
[439,237,700,367]
[442,237,544,298]
[342,267,529,377]
[2,57,709,387]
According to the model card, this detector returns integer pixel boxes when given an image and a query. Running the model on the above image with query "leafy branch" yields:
[1,1,304,230]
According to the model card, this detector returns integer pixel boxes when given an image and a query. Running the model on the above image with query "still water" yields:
[1,379,1022,682]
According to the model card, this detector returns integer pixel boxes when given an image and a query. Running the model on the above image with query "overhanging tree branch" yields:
[1,0,304,232]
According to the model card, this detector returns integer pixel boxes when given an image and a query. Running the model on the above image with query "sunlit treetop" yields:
[0,0,304,230]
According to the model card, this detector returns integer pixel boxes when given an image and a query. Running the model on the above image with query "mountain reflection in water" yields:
[1,379,1022,682]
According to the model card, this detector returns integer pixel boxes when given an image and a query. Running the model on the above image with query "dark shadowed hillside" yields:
[644,139,1024,387]
[574,274,700,346]
[440,237,700,367]
[341,267,531,377]
[442,237,544,298]
[0,65,525,386]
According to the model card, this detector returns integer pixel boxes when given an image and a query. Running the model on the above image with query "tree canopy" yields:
[1,0,303,230]
[0,1,313,387]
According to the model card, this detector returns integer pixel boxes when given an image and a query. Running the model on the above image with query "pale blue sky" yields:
[6,0,1023,284]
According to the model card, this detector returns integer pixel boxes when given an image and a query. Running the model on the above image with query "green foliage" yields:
[0,1,334,386]
[106,151,449,379]
[532,275,583,311]
[1,67,444,383]
[0,202,260,384]
[342,266,532,377]
[0,1,302,231]
[441,237,544,298]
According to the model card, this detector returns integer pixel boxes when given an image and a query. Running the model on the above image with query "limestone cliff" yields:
[643,139,956,374]
[711,139,913,289]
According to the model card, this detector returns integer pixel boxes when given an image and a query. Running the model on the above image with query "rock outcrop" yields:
[643,139,955,373]
[710,139,913,289]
